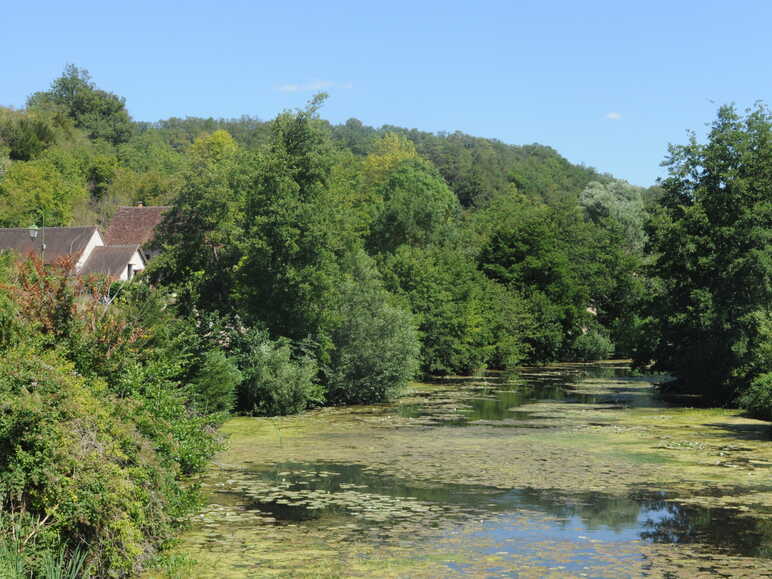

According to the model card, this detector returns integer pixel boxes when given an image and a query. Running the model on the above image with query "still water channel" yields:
[174,363,772,577]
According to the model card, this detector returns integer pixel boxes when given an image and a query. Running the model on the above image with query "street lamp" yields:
[27,222,45,263]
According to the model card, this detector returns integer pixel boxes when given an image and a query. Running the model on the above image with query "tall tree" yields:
[0,158,88,226]
[639,104,771,402]
[580,179,647,252]
[235,95,347,341]
[27,65,133,145]
[367,158,460,254]
[150,130,244,312]
[478,195,593,360]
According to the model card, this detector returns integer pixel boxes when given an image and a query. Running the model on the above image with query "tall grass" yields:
[40,547,91,579]
[0,537,25,578]
[0,506,91,578]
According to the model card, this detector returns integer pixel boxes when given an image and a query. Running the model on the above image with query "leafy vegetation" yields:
[634,104,771,408]
[0,258,227,575]
[233,328,322,417]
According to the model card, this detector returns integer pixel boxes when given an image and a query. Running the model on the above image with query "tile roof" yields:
[104,206,169,246]
[0,227,99,265]
[80,245,143,278]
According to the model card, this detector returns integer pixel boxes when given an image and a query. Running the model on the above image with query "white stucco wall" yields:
[119,249,146,280]
[75,230,104,272]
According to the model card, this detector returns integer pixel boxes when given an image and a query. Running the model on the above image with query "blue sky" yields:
[2,0,770,186]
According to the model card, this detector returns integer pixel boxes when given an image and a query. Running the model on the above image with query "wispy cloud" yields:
[605,112,622,121]
[276,80,352,92]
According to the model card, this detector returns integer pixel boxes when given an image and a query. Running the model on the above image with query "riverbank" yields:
[155,362,772,577]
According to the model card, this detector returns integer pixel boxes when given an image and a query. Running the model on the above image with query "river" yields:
[169,362,772,577]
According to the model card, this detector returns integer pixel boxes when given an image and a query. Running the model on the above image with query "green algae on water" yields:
[157,362,772,578]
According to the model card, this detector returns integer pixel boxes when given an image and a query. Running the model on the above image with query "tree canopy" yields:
[636,104,771,406]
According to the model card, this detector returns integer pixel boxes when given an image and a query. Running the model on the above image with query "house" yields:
[0,226,102,270]
[104,205,169,259]
[0,206,168,280]
[80,245,146,280]
[0,225,146,280]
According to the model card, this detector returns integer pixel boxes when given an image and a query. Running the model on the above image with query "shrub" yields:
[0,346,197,576]
[0,265,223,575]
[235,330,322,416]
[111,357,223,477]
[325,251,420,404]
[187,349,242,415]
[571,330,615,362]
[738,373,772,421]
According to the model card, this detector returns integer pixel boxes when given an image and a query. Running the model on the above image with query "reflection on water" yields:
[214,461,771,559]
[411,363,670,424]
[187,362,772,575]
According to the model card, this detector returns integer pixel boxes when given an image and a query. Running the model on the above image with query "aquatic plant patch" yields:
[160,363,772,577]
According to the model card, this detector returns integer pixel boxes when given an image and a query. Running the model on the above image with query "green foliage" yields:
[324,251,420,404]
[0,157,88,226]
[148,130,245,312]
[0,109,59,161]
[0,508,92,578]
[187,349,242,415]
[0,524,25,578]
[120,361,223,475]
[345,125,607,208]
[477,195,592,361]
[28,65,133,145]
[331,118,378,155]
[480,278,534,369]
[234,329,322,416]
[367,158,460,254]
[0,263,226,575]
[148,115,272,151]
[37,544,92,579]
[0,254,20,349]
[738,373,772,421]
[381,244,530,374]
[361,132,419,187]
[0,346,181,575]
[117,131,188,176]
[570,330,615,362]
[580,179,647,252]
[474,188,646,363]
[234,97,350,341]
[506,144,605,206]
[638,104,771,403]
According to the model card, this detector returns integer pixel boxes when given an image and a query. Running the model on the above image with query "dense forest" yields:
[0,66,769,576]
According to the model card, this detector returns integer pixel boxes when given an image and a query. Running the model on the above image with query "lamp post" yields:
[28,219,45,263]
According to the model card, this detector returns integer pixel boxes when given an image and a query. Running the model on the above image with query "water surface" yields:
[174,362,772,577]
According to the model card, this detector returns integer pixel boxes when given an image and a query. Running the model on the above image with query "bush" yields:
[235,329,322,416]
[738,373,772,421]
[325,251,420,404]
[570,330,614,362]
[0,346,198,576]
[0,265,223,575]
[187,349,242,415]
[120,360,224,475]
[379,245,511,375]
